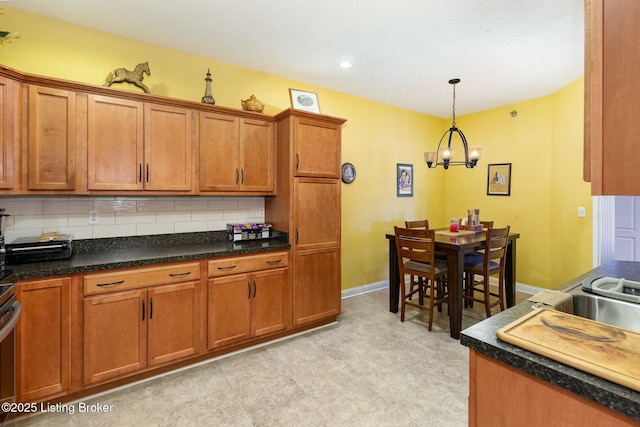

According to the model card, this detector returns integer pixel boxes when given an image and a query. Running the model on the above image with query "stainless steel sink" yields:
[568,286,640,333]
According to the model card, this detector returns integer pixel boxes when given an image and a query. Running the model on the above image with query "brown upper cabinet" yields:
[88,96,193,192]
[87,94,144,191]
[27,85,77,191]
[0,75,16,190]
[292,116,342,178]
[199,112,275,194]
[585,0,640,195]
[1,65,278,195]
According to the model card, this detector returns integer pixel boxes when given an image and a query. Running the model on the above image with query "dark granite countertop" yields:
[460,260,640,421]
[2,231,290,282]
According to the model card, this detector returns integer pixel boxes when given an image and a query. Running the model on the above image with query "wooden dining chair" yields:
[463,225,510,318]
[394,226,448,331]
[405,219,429,229]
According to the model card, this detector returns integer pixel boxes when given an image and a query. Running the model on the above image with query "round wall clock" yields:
[341,162,356,184]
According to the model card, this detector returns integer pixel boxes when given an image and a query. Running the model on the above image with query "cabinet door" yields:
[87,94,144,190]
[586,0,640,194]
[207,274,252,349]
[0,76,15,190]
[199,112,239,191]
[293,116,341,178]
[294,178,341,250]
[252,268,288,337]
[293,248,341,326]
[144,103,192,191]
[147,281,200,366]
[240,118,275,192]
[17,278,71,402]
[83,290,147,385]
[27,85,76,190]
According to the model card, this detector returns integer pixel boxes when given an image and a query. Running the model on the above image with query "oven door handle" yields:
[0,301,21,342]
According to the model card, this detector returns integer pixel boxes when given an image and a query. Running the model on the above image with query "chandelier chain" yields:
[451,83,457,127]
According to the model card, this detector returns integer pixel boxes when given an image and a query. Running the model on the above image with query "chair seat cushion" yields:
[404,260,447,276]
[463,252,484,265]
[465,259,500,271]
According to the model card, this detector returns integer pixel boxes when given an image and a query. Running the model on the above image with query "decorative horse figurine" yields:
[104,62,151,93]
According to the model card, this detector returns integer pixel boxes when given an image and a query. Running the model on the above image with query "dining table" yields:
[385,228,520,339]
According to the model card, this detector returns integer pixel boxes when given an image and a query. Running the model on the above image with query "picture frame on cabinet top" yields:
[289,89,320,113]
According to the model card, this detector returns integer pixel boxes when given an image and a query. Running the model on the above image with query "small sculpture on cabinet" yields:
[201,68,215,105]
[104,62,151,93]
[241,94,264,113]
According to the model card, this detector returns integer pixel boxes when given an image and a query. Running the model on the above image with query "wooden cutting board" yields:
[497,308,640,392]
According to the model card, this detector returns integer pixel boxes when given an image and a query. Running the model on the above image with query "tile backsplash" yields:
[0,195,265,242]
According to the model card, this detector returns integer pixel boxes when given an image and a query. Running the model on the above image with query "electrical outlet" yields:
[251,207,265,218]
[88,210,99,225]
[578,207,586,218]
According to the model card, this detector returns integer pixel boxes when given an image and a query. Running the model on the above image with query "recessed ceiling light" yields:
[339,61,354,69]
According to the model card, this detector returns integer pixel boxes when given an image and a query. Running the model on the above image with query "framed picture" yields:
[289,88,320,113]
[487,163,512,196]
[397,163,413,197]
[341,162,356,184]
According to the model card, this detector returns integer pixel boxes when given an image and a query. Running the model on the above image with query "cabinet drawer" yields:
[84,262,200,295]
[208,252,288,277]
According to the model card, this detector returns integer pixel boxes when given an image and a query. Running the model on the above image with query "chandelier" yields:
[424,78,482,169]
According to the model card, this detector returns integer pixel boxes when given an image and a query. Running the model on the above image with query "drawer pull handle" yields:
[266,259,282,264]
[96,280,125,287]
[253,280,257,298]
[169,272,192,277]
[296,153,300,170]
[150,297,153,320]
[247,281,251,299]
[217,265,237,271]
[142,299,145,321]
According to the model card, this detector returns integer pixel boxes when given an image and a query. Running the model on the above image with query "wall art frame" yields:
[487,163,512,196]
[289,88,320,113]
[397,163,413,197]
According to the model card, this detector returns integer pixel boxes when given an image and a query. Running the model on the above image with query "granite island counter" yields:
[461,260,640,425]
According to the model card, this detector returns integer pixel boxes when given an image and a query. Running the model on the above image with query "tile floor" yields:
[9,287,528,427]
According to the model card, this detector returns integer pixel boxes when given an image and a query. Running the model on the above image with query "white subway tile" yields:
[43,199,94,214]
[116,212,156,224]
[137,200,175,212]
[137,222,175,235]
[175,221,208,233]
[93,224,137,239]
[156,212,191,223]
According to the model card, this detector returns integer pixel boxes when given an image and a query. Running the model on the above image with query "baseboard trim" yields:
[341,280,388,299]
[341,279,542,299]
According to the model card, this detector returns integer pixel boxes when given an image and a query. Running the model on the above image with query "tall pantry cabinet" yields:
[266,109,346,326]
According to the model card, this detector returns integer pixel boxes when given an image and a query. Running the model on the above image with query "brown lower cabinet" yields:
[17,277,71,402]
[208,268,288,349]
[468,350,636,426]
[12,251,323,406]
[293,247,340,326]
[83,281,200,386]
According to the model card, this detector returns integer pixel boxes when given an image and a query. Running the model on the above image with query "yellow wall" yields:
[2,6,592,290]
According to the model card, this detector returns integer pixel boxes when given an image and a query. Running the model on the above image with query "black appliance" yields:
[6,234,73,264]
[0,209,11,281]
[0,283,20,423]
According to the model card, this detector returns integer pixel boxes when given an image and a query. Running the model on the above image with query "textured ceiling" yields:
[9,0,584,118]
